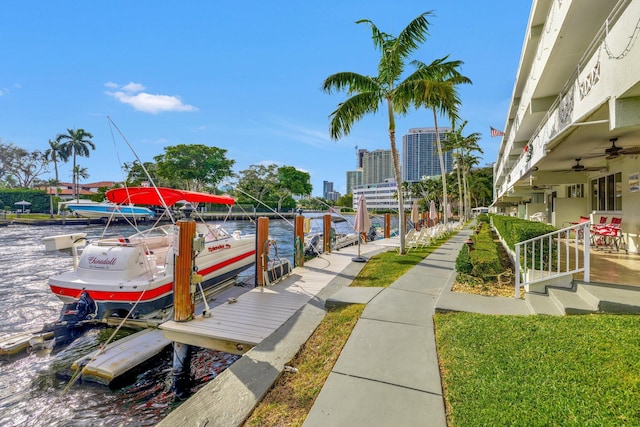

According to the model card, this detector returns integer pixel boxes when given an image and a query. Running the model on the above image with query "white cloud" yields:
[105,81,197,114]
[121,82,146,93]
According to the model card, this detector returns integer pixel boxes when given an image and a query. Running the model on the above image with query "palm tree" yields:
[73,165,90,193]
[408,58,471,225]
[56,128,95,199]
[323,12,433,254]
[444,121,482,220]
[463,153,482,208]
[43,139,69,196]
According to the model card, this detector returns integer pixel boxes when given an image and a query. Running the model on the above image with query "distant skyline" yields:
[1,1,531,196]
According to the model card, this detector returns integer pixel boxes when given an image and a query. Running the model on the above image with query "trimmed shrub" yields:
[455,244,473,274]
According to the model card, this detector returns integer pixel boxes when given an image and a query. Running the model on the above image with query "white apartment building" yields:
[494,0,640,253]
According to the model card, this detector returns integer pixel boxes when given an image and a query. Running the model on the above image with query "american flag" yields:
[490,127,505,137]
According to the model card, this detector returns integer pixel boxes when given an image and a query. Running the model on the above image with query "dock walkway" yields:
[160,242,383,354]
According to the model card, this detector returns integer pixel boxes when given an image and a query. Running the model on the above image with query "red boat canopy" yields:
[105,187,235,207]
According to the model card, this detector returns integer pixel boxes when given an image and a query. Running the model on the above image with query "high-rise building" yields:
[362,149,395,185]
[402,127,453,182]
[356,148,367,169]
[323,180,340,201]
[352,179,414,211]
[346,170,362,195]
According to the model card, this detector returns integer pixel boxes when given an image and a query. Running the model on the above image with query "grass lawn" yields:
[244,304,365,426]
[244,236,450,425]
[435,312,640,426]
[350,238,447,288]
[245,229,640,426]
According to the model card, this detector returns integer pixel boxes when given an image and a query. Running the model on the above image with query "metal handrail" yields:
[515,221,591,298]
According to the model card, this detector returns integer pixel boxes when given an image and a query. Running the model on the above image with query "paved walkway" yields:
[304,226,528,426]
[160,226,529,426]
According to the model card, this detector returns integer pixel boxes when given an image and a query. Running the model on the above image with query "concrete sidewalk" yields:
[159,226,527,427]
[304,227,528,426]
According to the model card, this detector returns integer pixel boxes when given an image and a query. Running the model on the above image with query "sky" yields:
[1,1,532,197]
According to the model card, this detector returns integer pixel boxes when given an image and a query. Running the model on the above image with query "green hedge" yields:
[0,189,53,213]
[490,214,557,251]
[455,243,473,275]
[490,214,559,270]
[469,223,501,279]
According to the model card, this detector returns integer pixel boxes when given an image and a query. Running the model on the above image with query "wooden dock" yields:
[160,242,382,355]
[69,240,384,384]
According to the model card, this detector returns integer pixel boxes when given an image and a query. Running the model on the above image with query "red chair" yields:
[576,216,590,241]
[592,217,626,252]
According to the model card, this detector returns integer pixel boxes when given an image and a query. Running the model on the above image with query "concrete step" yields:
[576,282,640,314]
[524,292,564,315]
[548,287,598,315]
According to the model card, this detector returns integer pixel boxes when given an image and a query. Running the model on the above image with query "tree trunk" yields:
[432,109,448,225]
[388,100,405,254]
[455,148,463,220]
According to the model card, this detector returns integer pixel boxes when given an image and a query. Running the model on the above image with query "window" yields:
[591,172,622,211]
[566,184,584,198]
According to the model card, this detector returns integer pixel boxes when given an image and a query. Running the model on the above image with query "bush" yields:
[455,222,502,281]
[490,214,557,251]
[455,244,473,274]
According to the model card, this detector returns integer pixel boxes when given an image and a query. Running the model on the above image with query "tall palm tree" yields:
[56,128,95,199]
[463,152,482,208]
[408,57,471,225]
[323,12,433,254]
[43,139,69,196]
[444,121,482,220]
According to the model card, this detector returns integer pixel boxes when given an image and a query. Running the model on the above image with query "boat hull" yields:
[47,224,256,320]
[67,203,153,220]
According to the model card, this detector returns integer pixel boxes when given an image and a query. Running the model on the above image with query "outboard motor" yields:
[305,234,321,257]
[60,291,97,324]
[368,225,378,242]
[42,292,98,345]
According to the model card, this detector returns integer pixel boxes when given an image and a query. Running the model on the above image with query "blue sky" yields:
[1,1,530,197]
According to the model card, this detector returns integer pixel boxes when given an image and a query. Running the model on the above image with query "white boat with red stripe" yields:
[44,187,256,322]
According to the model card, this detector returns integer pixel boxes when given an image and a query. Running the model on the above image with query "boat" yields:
[64,200,154,220]
[303,214,360,257]
[44,187,256,323]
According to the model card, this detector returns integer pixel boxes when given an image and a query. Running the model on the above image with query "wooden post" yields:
[174,220,195,322]
[256,217,269,286]
[294,215,305,267]
[385,213,391,238]
[323,214,332,253]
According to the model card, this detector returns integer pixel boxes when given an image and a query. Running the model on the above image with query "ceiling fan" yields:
[553,158,605,173]
[604,138,640,159]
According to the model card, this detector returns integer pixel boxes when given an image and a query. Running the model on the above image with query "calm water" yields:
[0,218,299,427]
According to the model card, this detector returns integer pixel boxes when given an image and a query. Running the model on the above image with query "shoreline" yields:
[2,212,299,227]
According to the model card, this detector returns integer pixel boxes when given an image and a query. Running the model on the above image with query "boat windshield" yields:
[198,224,231,241]
[129,224,174,240]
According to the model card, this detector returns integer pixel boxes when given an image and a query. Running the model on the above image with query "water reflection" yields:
[0,219,294,426]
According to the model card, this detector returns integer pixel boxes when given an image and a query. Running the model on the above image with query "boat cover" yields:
[106,187,235,207]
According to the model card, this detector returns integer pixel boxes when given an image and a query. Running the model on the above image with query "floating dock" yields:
[69,241,383,384]
[72,329,170,384]
[0,330,52,356]
[160,243,380,354]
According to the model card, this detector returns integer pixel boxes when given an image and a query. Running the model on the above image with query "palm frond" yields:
[322,72,379,95]
[356,19,390,52]
[328,91,382,140]
[396,12,433,59]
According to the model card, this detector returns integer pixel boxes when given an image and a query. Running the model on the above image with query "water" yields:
[0,218,298,427]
